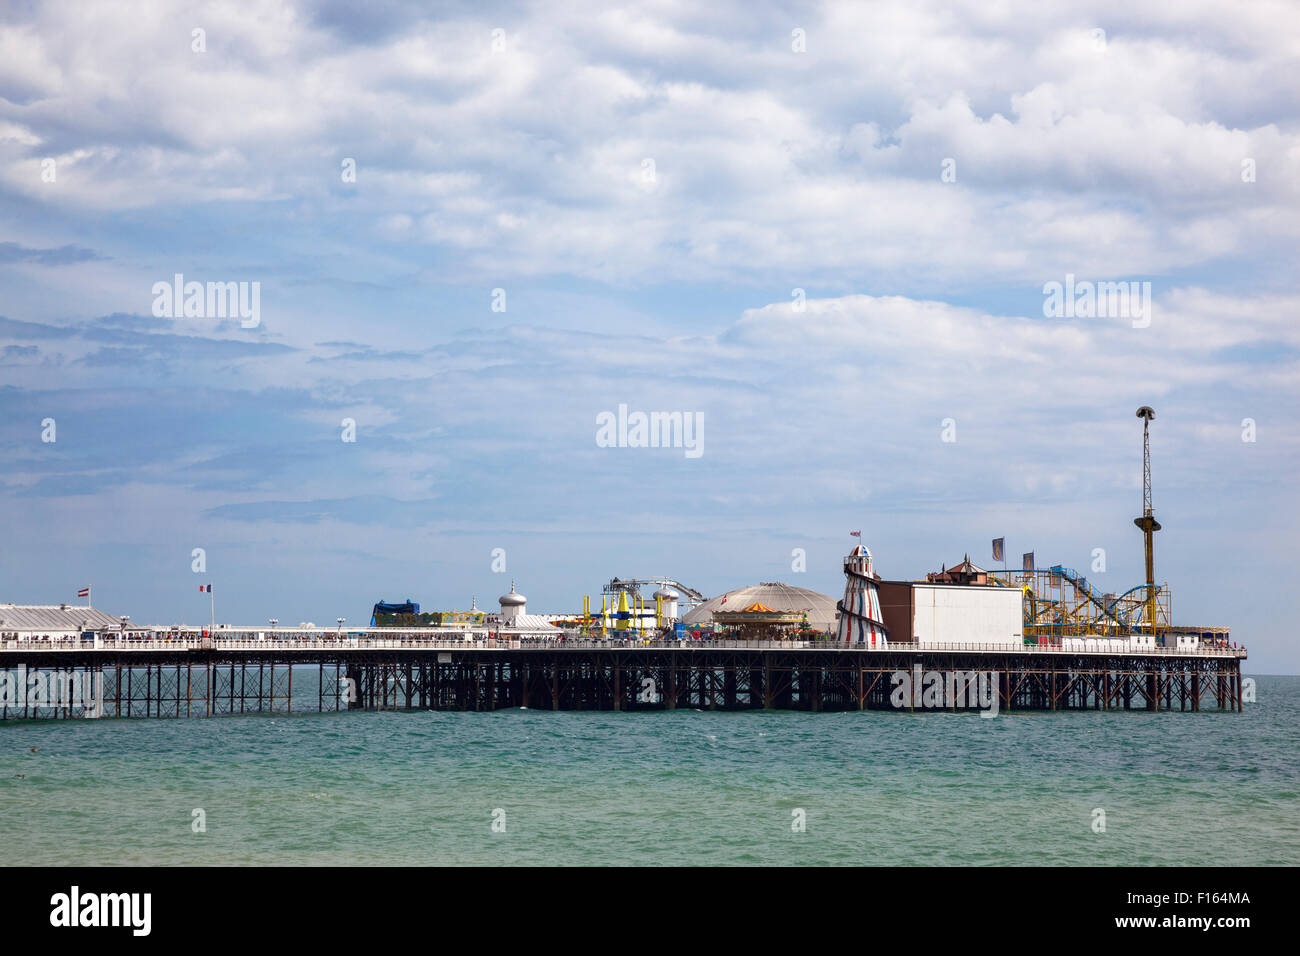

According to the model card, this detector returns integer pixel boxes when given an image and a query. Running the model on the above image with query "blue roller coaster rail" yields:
[992,567,1159,633]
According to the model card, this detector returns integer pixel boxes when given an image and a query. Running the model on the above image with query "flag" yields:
[849,530,861,538]
[1023,552,1035,572]
[199,584,212,593]
[992,538,1004,562]
[77,587,90,598]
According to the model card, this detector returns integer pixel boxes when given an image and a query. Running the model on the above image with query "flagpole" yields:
[210,586,215,633]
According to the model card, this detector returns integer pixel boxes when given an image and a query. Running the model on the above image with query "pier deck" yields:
[0,636,1246,718]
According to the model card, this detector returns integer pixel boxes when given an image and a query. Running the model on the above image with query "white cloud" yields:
[1,0,1296,287]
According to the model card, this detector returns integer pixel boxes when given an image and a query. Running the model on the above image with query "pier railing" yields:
[0,635,1246,657]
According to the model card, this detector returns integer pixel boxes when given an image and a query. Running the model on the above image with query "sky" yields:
[0,1,1297,671]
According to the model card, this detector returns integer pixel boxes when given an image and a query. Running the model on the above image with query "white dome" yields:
[653,586,679,599]
[499,582,526,606]
[682,582,838,632]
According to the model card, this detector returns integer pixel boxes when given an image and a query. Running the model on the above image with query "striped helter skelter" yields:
[836,544,889,645]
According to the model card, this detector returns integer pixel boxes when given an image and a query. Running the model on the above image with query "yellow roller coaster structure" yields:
[988,568,1170,640]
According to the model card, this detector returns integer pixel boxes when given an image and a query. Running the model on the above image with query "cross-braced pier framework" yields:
[0,648,1245,718]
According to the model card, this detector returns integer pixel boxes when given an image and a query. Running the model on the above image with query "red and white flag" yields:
[76,587,90,598]
[850,530,861,537]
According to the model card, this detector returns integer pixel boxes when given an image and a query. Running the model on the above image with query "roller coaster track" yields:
[990,567,1159,631]
[1049,566,1126,626]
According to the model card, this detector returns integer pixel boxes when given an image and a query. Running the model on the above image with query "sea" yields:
[2,674,1296,866]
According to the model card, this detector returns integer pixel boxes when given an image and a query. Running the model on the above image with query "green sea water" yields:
[2,674,1296,866]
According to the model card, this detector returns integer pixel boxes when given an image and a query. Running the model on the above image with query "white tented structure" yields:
[0,604,129,641]
[836,545,888,645]
[911,584,1023,648]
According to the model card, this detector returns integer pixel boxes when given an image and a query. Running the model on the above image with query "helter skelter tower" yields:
[836,544,889,645]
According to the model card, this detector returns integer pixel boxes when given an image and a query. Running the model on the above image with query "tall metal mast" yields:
[1133,406,1160,636]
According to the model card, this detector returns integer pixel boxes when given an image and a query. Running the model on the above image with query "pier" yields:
[0,633,1247,718]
